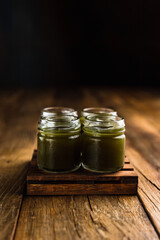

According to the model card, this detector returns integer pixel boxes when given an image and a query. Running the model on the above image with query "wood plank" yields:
[15,195,159,240]
[0,90,54,240]
[113,91,160,235]
[127,143,160,235]
[0,90,26,240]
[98,87,160,236]
[27,183,137,195]
[27,170,137,182]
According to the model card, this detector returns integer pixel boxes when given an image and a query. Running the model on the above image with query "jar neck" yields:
[81,107,117,117]
[38,115,81,135]
[83,115,125,136]
[41,107,78,117]
[83,127,125,137]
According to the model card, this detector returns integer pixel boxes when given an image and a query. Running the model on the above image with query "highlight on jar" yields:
[37,107,81,173]
[81,115,125,173]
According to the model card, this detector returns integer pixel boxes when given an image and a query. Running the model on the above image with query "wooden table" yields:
[0,87,160,240]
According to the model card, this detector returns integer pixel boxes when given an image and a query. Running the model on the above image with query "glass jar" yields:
[37,114,81,173]
[82,115,125,173]
[42,107,78,117]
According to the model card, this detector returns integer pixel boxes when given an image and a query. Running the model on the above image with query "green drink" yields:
[37,111,81,173]
[82,115,125,173]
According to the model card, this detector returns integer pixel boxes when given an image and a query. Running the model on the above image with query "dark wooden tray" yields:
[26,150,138,195]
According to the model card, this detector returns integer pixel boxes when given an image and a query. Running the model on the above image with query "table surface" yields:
[0,87,160,240]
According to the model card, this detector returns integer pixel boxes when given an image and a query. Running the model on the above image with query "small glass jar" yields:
[82,115,125,173]
[42,107,78,117]
[37,114,81,173]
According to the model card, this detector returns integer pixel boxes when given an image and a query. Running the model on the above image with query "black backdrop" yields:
[0,0,160,88]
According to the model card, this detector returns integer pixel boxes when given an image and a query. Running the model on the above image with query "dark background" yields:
[0,0,160,88]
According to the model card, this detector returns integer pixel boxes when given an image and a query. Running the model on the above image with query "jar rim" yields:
[42,115,78,122]
[81,107,117,117]
[83,115,125,131]
[38,115,81,131]
[86,115,124,122]
[42,107,78,117]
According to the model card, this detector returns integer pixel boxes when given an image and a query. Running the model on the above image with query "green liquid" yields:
[82,130,125,173]
[37,131,81,173]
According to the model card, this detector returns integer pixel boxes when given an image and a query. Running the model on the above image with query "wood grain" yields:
[15,195,159,240]
[0,90,54,240]
[97,87,160,236]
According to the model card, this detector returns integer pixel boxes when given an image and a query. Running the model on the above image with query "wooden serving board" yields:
[26,150,138,195]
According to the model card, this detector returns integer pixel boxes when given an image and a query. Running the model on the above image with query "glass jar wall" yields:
[82,115,125,173]
[37,113,81,173]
